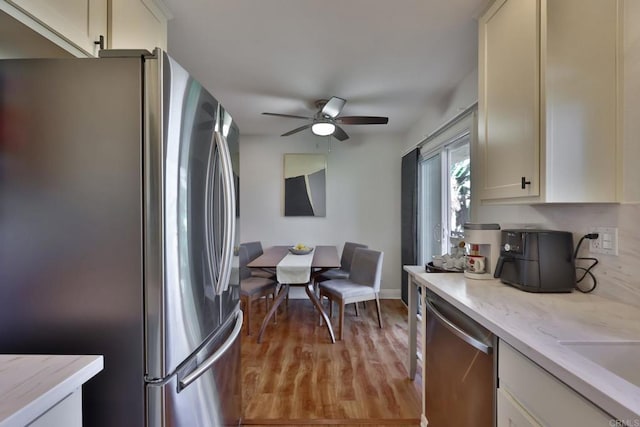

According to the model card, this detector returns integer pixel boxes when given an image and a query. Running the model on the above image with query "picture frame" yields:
[283,153,327,217]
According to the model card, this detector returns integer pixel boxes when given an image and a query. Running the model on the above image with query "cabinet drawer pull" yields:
[521,177,531,189]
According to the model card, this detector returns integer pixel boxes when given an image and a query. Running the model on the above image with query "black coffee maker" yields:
[494,229,576,293]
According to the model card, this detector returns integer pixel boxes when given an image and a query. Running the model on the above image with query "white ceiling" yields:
[163,0,489,140]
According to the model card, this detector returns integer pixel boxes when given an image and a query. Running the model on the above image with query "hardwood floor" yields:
[241,298,421,427]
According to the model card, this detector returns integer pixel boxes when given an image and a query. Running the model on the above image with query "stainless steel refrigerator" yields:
[0,49,242,426]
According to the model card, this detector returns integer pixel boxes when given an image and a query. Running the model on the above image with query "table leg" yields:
[407,275,418,379]
[257,283,290,343]
[305,283,336,343]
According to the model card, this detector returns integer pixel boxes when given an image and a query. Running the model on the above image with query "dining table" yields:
[247,245,340,343]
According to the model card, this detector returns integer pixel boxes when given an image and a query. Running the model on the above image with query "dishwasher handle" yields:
[425,297,492,354]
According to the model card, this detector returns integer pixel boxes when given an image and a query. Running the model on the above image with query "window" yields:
[447,139,471,237]
[417,112,473,266]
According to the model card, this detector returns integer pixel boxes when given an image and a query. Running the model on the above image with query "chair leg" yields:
[264,294,276,324]
[354,302,359,316]
[272,293,277,324]
[318,293,323,325]
[246,297,253,335]
[339,300,345,340]
[375,294,382,329]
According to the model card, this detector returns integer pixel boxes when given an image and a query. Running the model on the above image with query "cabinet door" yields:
[497,388,542,427]
[7,0,106,56]
[499,341,614,427]
[478,0,540,200]
[109,0,167,51]
[29,390,82,427]
[544,0,620,202]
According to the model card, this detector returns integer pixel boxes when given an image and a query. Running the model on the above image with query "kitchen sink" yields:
[558,340,640,388]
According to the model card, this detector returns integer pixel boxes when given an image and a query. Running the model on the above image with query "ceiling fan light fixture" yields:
[311,121,335,136]
[263,96,388,141]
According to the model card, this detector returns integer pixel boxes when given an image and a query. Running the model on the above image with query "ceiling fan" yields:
[262,96,389,141]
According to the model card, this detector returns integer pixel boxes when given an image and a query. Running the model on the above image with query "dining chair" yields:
[318,248,384,340]
[240,241,276,279]
[238,246,278,335]
[316,241,368,282]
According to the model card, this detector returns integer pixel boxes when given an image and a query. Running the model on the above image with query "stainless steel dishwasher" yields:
[424,289,496,426]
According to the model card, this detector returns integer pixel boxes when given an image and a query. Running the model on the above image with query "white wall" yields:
[403,68,479,153]
[404,0,640,305]
[240,132,402,297]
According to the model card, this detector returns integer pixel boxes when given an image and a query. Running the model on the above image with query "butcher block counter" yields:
[0,355,103,427]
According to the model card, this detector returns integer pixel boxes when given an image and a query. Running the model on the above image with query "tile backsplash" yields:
[477,203,640,306]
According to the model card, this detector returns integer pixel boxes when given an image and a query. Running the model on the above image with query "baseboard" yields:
[379,289,401,299]
[242,418,420,425]
[286,288,401,300]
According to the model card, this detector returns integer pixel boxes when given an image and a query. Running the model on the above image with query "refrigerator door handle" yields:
[203,139,218,294]
[213,130,236,294]
[178,310,243,391]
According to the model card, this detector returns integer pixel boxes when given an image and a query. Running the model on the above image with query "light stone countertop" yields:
[0,354,103,427]
[404,266,640,423]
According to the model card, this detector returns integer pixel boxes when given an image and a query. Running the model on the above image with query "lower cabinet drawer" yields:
[497,388,542,427]
[498,340,612,427]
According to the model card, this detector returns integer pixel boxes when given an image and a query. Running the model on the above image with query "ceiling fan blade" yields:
[262,112,313,120]
[281,124,312,137]
[336,116,389,125]
[321,97,346,118]
[332,125,349,141]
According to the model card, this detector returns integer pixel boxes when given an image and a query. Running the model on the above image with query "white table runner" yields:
[276,249,314,284]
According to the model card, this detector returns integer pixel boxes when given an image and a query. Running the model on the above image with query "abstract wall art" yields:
[283,153,326,217]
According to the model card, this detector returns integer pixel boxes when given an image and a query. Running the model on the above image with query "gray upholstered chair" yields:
[318,248,384,340]
[238,246,278,335]
[316,241,368,282]
[240,241,276,279]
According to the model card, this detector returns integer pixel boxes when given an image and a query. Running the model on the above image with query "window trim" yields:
[416,108,476,264]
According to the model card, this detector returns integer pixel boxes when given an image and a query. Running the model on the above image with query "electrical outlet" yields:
[589,227,618,256]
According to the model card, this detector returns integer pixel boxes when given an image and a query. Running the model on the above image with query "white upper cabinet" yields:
[478,0,622,204]
[108,0,168,51]
[4,0,107,56]
[0,0,169,57]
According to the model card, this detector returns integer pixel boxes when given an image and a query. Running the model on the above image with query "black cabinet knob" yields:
[521,176,531,189]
